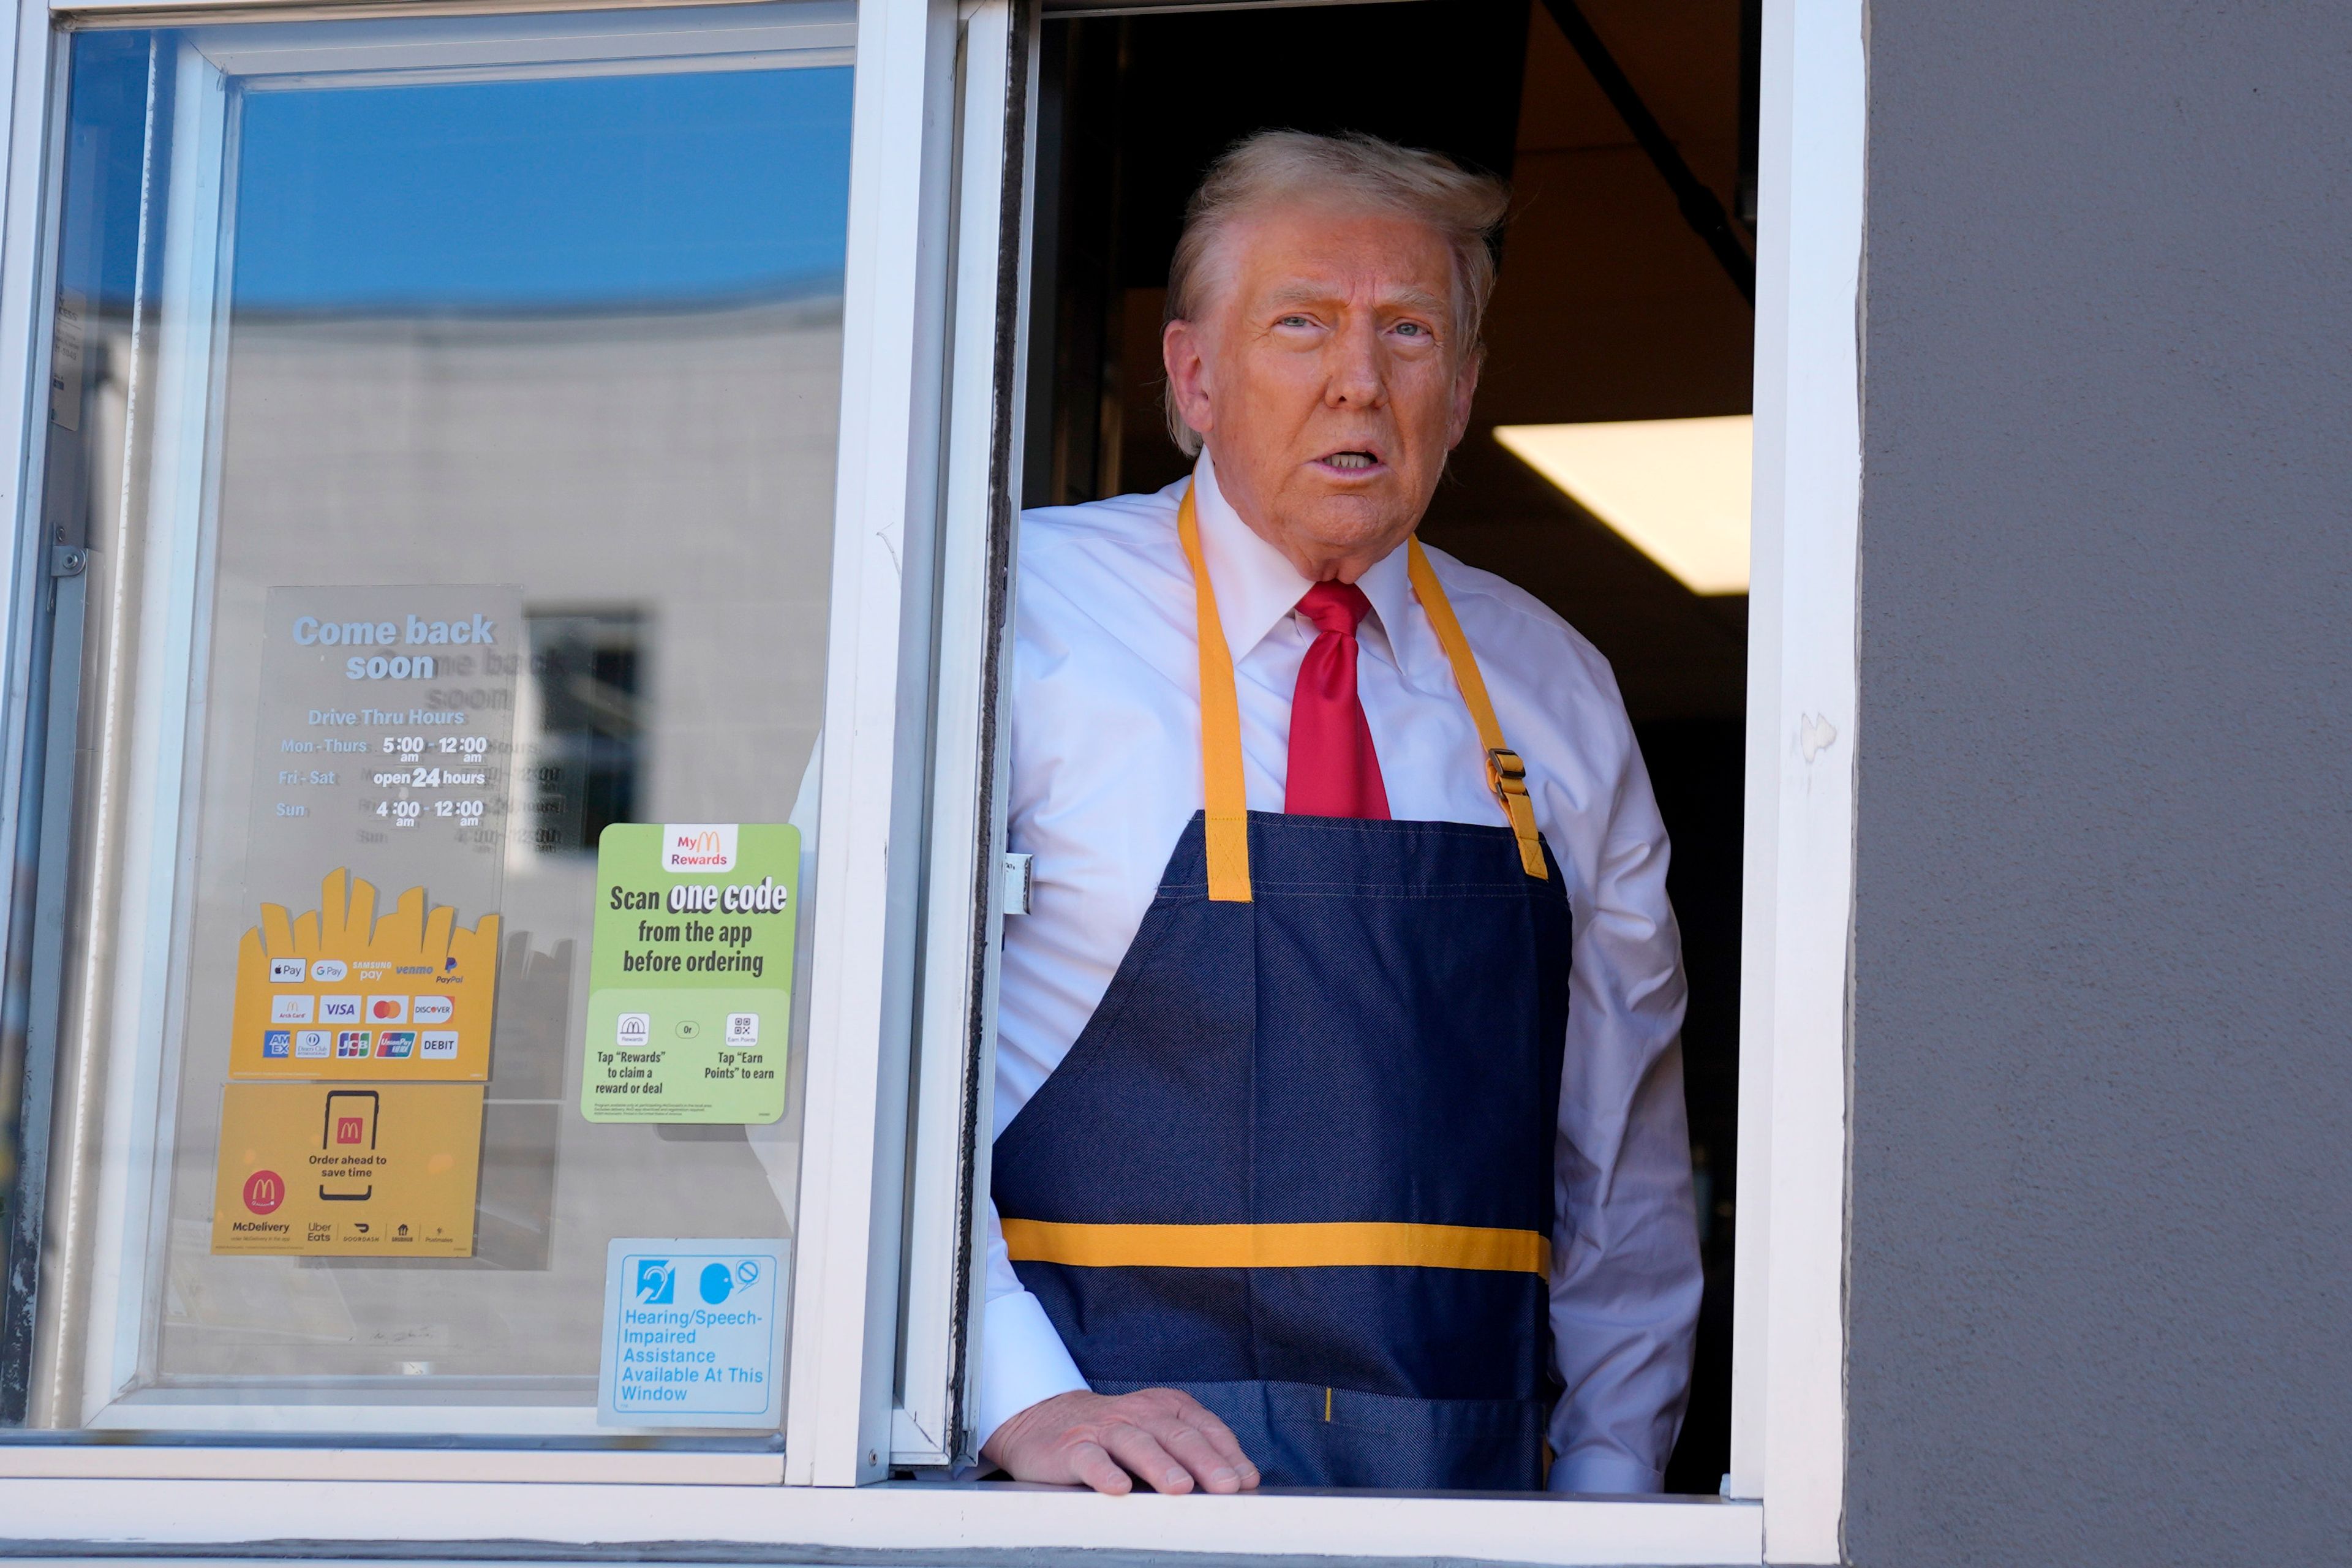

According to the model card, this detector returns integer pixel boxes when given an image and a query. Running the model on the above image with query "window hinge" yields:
[50,545,86,578]
[1001,852,1032,915]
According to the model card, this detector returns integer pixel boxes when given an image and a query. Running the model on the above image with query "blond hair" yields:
[1161,129,1510,457]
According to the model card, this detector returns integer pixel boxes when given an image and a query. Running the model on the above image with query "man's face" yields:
[1164,203,1480,583]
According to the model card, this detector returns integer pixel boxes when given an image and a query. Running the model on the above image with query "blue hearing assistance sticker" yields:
[598,1237,790,1428]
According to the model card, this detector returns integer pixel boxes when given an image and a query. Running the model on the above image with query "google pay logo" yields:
[634,1259,676,1305]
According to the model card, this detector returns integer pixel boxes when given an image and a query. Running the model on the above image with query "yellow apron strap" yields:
[1176,487,1544,894]
[1177,484,1253,902]
[1407,539,1549,881]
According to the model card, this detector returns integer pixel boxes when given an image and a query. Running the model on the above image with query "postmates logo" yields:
[243,1169,285,1215]
[663,823,737,873]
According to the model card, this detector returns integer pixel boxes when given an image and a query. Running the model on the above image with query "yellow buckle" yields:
[1487,747,1529,797]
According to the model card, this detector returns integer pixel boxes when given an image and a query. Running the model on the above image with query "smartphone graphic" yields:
[319,1089,379,1201]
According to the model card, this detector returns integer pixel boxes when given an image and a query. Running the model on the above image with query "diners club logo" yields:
[243,1169,286,1215]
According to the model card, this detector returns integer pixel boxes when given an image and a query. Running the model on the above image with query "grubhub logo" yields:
[663,823,737,874]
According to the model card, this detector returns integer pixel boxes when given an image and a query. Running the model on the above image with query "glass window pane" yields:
[2,4,852,1440]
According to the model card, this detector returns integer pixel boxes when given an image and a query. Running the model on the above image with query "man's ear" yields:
[1446,346,1484,451]
[1164,317,1216,443]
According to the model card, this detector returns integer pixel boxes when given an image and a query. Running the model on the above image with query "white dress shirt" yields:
[979,451,1702,1495]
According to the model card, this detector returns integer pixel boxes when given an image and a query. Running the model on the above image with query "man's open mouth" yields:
[1318,450,1383,473]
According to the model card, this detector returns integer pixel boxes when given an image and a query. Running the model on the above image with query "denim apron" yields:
[993,485,1572,1490]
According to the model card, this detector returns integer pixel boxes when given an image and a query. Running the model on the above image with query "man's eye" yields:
[1276,314,1313,328]
[1395,321,1431,337]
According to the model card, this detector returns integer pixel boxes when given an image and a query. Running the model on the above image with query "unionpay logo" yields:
[663,823,737,873]
[634,1259,676,1304]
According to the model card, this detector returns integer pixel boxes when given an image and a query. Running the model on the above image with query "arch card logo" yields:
[664,824,737,873]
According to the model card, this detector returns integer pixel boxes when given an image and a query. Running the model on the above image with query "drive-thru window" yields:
[0,1,1860,1562]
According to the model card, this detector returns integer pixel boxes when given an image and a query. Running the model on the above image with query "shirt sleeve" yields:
[973,1196,1090,1453]
[1546,736,1705,1494]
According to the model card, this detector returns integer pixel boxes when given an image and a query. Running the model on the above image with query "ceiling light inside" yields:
[1493,415,1753,595]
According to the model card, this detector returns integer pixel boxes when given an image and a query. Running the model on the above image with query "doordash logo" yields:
[663,823,737,873]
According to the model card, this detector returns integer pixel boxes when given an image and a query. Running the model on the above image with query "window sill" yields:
[0,1472,1762,1566]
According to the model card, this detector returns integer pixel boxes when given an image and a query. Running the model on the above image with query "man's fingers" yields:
[1098,1422,1194,1494]
[1163,1398,1258,1483]
[1063,1438,1133,1496]
[1152,1419,1247,1494]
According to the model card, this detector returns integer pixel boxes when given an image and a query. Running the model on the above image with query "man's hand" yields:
[981,1387,1261,1495]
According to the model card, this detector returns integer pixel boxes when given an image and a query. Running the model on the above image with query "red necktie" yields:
[1284,581,1391,819]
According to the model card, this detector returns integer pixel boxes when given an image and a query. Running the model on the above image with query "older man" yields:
[978,131,1700,1495]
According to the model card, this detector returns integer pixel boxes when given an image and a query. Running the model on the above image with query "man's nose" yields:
[1324,317,1387,409]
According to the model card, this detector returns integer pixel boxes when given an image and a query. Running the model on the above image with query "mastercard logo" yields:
[368,997,407,1022]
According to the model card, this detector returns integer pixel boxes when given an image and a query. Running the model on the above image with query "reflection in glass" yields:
[5,7,850,1437]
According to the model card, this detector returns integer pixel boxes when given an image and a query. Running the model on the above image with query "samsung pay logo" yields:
[664,823,737,873]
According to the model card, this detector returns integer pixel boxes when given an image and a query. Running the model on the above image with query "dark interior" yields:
[1023,0,1755,1493]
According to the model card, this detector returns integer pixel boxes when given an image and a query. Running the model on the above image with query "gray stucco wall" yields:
[1849,3,2352,1564]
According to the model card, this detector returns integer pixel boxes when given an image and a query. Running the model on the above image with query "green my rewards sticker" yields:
[584,823,799,1124]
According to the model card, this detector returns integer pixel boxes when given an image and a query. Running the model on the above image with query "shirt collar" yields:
[1191,447,1418,664]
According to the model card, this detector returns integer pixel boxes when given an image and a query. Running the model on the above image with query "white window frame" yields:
[0,0,1866,1562]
